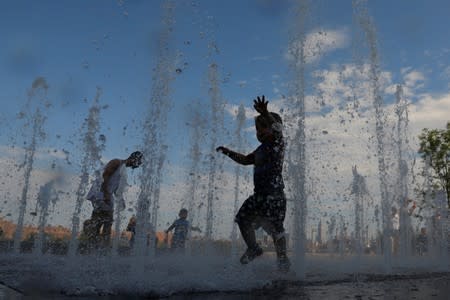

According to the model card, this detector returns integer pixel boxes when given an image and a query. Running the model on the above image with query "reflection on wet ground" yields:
[2,273,450,300]
[0,284,21,300]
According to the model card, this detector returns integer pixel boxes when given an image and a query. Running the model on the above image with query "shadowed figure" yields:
[165,208,201,252]
[82,151,143,251]
[216,95,290,272]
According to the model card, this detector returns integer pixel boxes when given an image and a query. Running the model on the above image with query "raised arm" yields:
[166,222,175,233]
[216,146,255,165]
[254,95,283,136]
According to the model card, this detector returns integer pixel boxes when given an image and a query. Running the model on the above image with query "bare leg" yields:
[237,219,258,249]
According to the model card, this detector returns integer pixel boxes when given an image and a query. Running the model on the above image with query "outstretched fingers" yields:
[253,95,268,113]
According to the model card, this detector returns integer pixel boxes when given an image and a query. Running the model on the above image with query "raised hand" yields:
[216,146,229,154]
[253,95,269,114]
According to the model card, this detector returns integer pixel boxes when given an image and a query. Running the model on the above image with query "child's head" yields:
[126,151,143,169]
[179,208,188,219]
[255,112,282,143]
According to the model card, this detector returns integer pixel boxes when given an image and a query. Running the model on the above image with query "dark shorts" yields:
[88,209,113,236]
[235,192,286,235]
[171,239,186,249]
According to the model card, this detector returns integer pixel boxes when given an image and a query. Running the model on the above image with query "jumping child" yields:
[216,95,290,272]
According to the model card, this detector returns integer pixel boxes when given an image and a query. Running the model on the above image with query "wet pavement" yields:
[2,272,449,300]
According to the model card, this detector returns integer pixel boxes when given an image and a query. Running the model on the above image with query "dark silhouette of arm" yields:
[166,222,175,233]
[216,147,254,165]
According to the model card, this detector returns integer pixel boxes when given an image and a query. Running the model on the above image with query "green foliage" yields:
[418,122,450,208]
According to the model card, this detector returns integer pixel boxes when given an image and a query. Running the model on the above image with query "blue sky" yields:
[1,0,450,238]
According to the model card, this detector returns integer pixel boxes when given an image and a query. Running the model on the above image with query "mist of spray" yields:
[112,165,128,255]
[205,62,225,240]
[184,108,204,253]
[150,146,167,241]
[350,166,370,258]
[68,87,104,256]
[352,0,392,272]
[13,77,49,253]
[134,0,175,257]
[326,215,336,253]
[231,104,246,256]
[287,0,310,278]
[394,84,414,258]
[33,175,61,255]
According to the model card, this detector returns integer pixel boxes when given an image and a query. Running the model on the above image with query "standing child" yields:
[165,208,201,251]
[84,151,143,248]
[216,95,290,272]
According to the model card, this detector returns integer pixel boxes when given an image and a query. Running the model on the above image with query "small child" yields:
[165,208,201,250]
[216,95,290,272]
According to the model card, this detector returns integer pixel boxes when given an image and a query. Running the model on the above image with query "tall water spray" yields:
[205,63,223,240]
[394,84,414,257]
[435,190,449,268]
[327,215,337,253]
[350,166,369,257]
[338,215,346,256]
[231,104,246,256]
[150,146,167,240]
[287,0,310,278]
[111,166,128,255]
[134,0,175,256]
[184,109,204,251]
[13,77,49,253]
[68,87,104,256]
[33,176,61,255]
[353,0,392,271]
[199,12,226,241]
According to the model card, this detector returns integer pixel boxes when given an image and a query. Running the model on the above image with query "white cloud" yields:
[386,68,427,100]
[312,63,392,110]
[287,28,350,64]
[404,70,425,88]
[409,93,450,137]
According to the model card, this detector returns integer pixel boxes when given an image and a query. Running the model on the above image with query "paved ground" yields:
[2,272,449,299]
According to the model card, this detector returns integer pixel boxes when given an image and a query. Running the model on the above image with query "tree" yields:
[418,122,450,209]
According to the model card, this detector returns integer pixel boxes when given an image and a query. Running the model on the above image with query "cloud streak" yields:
[287,27,350,64]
